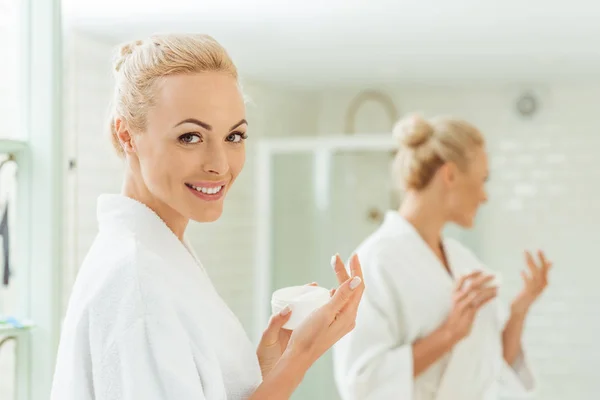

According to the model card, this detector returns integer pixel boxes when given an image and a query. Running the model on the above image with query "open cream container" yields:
[271,286,331,330]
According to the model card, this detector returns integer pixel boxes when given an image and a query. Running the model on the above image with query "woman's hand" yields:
[441,271,498,344]
[256,303,293,378]
[512,250,552,316]
[257,254,364,380]
[256,283,317,378]
[285,254,364,365]
[250,255,364,399]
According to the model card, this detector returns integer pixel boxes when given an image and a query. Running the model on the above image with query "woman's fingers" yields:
[327,275,363,316]
[454,272,494,302]
[538,250,552,276]
[538,250,549,267]
[261,307,292,346]
[471,286,498,308]
[467,274,495,290]
[457,286,498,312]
[456,289,477,312]
[525,251,539,277]
[521,270,531,284]
[454,288,472,305]
[304,254,364,337]
[348,254,363,280]
[525,249,552,289]
[463,289,497,320]
[455,271,483,291]
[331,254,350,285]
[340,254,365,312]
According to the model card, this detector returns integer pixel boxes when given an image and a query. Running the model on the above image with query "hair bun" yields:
[393,115,434,149]
[113,40,144,72]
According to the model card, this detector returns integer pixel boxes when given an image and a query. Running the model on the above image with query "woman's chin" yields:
[452,215,475,229]
[462,220,475,229]
[187,203,224,223]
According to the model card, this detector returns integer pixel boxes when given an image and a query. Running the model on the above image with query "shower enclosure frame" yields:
[253,133,396,340]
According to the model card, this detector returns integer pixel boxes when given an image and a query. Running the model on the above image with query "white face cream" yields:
[271,286,331,330]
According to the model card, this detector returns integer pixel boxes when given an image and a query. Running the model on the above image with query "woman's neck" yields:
[398,190,447,251]
[122,169,189,241]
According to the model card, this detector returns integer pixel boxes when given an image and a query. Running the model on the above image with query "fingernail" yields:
[280,305,291,316]
[350,276,362,290]
[331,254,338,268]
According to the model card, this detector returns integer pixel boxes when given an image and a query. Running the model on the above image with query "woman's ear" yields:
[115,118,135,154]
[440,162,458,187]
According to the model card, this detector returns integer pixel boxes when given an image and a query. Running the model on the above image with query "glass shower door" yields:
[270,148,395,399]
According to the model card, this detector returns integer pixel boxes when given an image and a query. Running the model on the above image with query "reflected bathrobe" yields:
[333,211,535,400]
[51,194,262,400]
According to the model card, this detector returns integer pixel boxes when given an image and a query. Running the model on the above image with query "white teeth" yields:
[190,184,223,195]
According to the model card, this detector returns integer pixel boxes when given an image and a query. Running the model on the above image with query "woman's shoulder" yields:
[352,231,418,290]
[356,226,417,261]
[67,232,174,331]
[78,231,164,287]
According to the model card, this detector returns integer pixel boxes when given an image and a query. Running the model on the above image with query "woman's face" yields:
[445,145,489,228]
[128,72,247,223]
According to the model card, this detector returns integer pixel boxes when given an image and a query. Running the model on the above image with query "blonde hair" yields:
[108,33,238,157]
[392,115,484,190]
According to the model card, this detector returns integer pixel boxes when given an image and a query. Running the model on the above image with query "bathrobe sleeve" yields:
[97,313,208,400]
[334,242,414,400]
[496,302,537,399]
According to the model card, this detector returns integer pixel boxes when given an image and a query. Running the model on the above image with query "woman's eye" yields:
[179,133,201,144]
[227,132,247,143]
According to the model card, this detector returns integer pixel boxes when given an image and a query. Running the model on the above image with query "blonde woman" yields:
[50,34,364,400]
[333,115,551,400]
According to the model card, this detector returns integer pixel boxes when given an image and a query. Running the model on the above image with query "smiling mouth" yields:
[185,183,225,195]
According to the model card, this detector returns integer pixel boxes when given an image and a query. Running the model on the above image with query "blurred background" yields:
[1,0,600,399]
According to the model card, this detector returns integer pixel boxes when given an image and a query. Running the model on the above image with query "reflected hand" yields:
[512,250,552,315]
[442,271,498,344]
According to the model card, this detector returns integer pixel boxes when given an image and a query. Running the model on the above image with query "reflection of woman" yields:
[333,115,551,400]
[50,34,364,400]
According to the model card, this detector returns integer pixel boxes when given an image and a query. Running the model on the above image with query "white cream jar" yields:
[271,285,331,330]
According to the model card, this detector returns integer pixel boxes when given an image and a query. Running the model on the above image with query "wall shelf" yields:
[0,139,27,154]
[0,324,33,337]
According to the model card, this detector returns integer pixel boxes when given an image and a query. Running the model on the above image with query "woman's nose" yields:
[202,143,229,175]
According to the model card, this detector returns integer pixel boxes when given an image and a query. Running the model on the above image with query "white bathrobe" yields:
[51,194,262,400]
[333,211,535,400]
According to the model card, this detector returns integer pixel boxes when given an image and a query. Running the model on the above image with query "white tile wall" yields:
[61,31,600,399]
[63,32,122,315]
